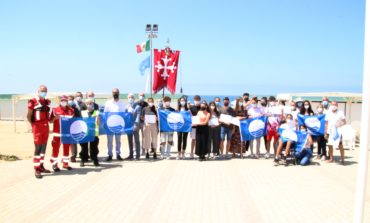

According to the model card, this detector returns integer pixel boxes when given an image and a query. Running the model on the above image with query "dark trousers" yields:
[128,130,140,158]
[208,126,221,154]
[177,132,189,152]
[317,135,327,156]
[80,137,99,162]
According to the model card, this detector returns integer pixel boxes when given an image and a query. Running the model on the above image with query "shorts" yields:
[190,128,196,140]
[220,127,232,141]
[266,128,279,141]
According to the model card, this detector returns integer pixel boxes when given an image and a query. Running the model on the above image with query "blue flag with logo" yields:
[158,110,192,132]
[295,132,309,153]
[297,114,326,136]
[60,117,96,144]
[139,56,151,75]
[278,128,298,143]
[99,112,134,135]
[240,116,268,141]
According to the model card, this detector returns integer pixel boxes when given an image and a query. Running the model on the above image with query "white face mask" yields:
[317,108,323,113]
[269,102,275,106]
[194,100,200,106]
[291,106,296,111]
[210,106,215,110]
[331,105,338,111]
[148,102,154,107]
[76,96,82,102]
[304,105,309,109]
[60,101,67,107]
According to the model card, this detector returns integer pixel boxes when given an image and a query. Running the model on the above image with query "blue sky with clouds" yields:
[0,0,365,95]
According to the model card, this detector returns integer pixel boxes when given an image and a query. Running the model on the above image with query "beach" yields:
[1,120,370,222]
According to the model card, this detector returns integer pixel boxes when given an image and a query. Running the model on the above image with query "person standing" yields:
[137,92,148,156]
[177,97,189,159]
[104,88,126,161]
[219,97,236,159]
[80,98,100,167]
[50,95,75,171]
[27,85,52,179]
[67,95,81,163]
[189,95,201,159]
[159,96,175,159]
[229,97,246,158]
[207,101,221,158]
[315,104,328,160]
[326,101,346,164]
[265,96,283,158]
[247,98,266,158]
[74,91,86,110]
[195,101,210,161]
[141,98,158,159]
[126,93,141,160]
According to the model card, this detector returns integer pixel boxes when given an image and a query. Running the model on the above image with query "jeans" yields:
[127,130,140,159]
[295,148,313,166]
[107,134,121,157]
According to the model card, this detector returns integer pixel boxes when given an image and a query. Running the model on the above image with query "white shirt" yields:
[248,106,265,118]
[104,99,126,112]
[326,109,345,130]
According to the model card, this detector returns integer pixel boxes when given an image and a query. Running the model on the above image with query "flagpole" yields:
[353,0,370,221]
[150,36,153,98]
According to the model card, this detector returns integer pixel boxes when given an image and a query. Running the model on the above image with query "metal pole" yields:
[353,0,370,221]
[150,33,153,98]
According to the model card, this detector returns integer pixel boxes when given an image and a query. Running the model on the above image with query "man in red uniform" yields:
[27,85,51,179]
[50,95,75,171]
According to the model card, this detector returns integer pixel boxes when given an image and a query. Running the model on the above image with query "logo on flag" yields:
[61,117,96,144]
[240,116,267,141]
[99,112,134,135]
[159,110,192,132]
[279,128,298,142]
[297,114,326,136]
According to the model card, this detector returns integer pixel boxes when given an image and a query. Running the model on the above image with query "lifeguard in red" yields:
[50,95,74,171]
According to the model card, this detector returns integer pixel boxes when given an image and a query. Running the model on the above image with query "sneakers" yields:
[265,152,270,159]
[105,156,112,162]
[116,155,123,161]
[52,164,61,172]
[146,153,150,159]
[93,160,100,167]
[273,158,280,165]
[80,161,85,167]
[153,153,157,159]
[70,156,77,163]
[321,155,326,161]
[35,169,43,179]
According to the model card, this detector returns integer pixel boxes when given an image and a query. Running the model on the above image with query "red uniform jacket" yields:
[28,97,51,124]
[51,106,75,134]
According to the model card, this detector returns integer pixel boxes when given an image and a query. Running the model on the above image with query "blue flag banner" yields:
[99,112,134,135]
[297,114,326,136]
[60,117,96,144]
[158,110,192,132]
[295,132,309,153]
[139,56,151,75]
[278,128,298,143]
[240,116,268,141]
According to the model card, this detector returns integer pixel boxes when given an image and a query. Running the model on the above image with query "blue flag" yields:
[139,56,151,75]
[278,128,298,143]
[158,110,192,132]
[295,132,309,153]
[99,112,134,135]
[240,116,268,141]
[297,114,326,136]
[60,117,96,144]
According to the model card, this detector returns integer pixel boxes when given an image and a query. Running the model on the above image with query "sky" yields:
[0,0,365,95]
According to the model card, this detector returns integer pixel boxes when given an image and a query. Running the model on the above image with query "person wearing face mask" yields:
[243,92,250,108]
[85,91,99,111]
[177,97,189,159]
[229,97,246,158]
[104,88,126,161]
[124,93,141,160]
[67,95,81,163]
[294,125,313,166]
[74,91,86,110]
[80,98,101,167]
[247,98,266,158]
[288,101,298,120]
[141,97,158,159]
[195,101,210,161]
[207,101,221,158]
[299,100,315,152]
[326,101,346,164]
[321,96,330,112]
[137,92,148,156]
[214,97,222,111]
[219,97,236,159]
[265,96,283,159]
[27,85,52,178]
[157,98,164,110]
[315,104,328,160]
[189,95,201,159]
[274,114,296,165]
[49,95,75,171]
[159,96,176,159]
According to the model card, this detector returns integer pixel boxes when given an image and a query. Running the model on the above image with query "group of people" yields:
[28,85,347,179]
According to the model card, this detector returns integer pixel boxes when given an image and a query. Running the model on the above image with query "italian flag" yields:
[136,40,150,53]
